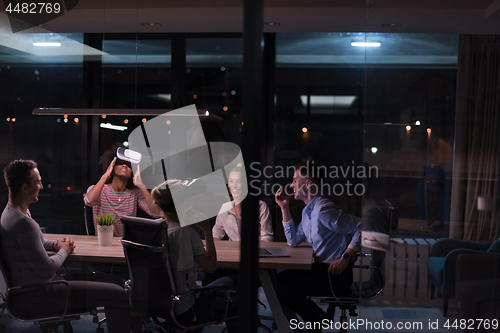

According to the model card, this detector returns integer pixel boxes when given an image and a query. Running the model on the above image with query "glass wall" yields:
[0,33,85,233]
[0,28,497,328]
[275,33,459,237]
[186,37,243,144]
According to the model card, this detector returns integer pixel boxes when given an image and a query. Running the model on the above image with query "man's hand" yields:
[328,258,349,275]
[329,249,357,275]
[57,238,73,254]
[54,237,76,254]
[275,186,290,209]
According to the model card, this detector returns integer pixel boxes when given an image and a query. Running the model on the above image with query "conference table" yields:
[45,234,313,333]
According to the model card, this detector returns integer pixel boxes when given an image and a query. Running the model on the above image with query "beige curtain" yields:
[450,35,500,241]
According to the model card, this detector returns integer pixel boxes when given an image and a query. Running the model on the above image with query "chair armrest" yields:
[6,280,71,320]
[430,238,489,257]
[441,249,488,296]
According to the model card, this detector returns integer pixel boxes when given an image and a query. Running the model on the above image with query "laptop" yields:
[258,247,291,257]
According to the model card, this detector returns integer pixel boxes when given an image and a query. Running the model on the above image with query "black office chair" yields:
[120,216,238,332]
[0,241,94,333]
[83,197,96,237]
[314,205,396,332]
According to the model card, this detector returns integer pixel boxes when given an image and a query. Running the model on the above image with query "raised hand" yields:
[275,186,291,208]
[133,165,146,189]
[104,157,117,181]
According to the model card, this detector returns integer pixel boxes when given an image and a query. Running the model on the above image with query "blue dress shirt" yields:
[283,196,362,264]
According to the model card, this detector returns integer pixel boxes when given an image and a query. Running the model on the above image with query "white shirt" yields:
[213,200,274,242]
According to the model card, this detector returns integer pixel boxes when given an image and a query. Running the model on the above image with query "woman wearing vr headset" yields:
[84,144,161,237]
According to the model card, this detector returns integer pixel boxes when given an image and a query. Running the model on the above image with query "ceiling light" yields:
[150,94,171,102]
[300,95,357,108]
[140,22,162,27]
[100,123,127,131]
[33,42,61,47]
[351,42,381,47]
[264,22,280,27]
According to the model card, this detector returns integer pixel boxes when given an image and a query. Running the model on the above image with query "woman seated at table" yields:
[213,165,273,242]
[151,179,238,331]
[1,160,131,333]
[84,144,160,237]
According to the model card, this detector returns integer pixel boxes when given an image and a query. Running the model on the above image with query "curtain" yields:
[450,35,500,241]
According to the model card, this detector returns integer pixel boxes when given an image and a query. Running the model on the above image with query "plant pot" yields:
[97,225,114,246]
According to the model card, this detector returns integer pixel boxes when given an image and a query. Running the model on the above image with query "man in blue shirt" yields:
[275,163,362,331]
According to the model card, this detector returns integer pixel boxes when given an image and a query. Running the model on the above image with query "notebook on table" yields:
[258,247,291,257]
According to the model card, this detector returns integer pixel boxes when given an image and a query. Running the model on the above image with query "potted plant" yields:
[96,212,116,246]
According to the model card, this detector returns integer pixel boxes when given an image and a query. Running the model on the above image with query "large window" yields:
[0,33,85,233]
[275,33,459,234]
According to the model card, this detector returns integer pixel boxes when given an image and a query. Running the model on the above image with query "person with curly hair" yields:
[84,144,161,237]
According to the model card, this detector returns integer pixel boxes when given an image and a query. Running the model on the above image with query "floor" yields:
[0,289,462,333]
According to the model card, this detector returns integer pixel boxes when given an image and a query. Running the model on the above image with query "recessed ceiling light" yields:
[264,22,280,27]
[351,42,381,47]
[381,23,402,28]
[140,22,162,27]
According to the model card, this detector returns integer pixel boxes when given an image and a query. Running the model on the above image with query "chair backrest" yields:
[120,216,176,319]
[358,205,396,298]
[84,205,96,236]
[379,205,398,236]
[83,194,96,236]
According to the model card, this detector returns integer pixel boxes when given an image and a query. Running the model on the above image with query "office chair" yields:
[83,197,96,237]
[120,216,238,333]
[0,241,94,333]
[313,205,396,333]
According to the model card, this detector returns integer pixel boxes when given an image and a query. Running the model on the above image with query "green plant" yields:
[96,212,116,226]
